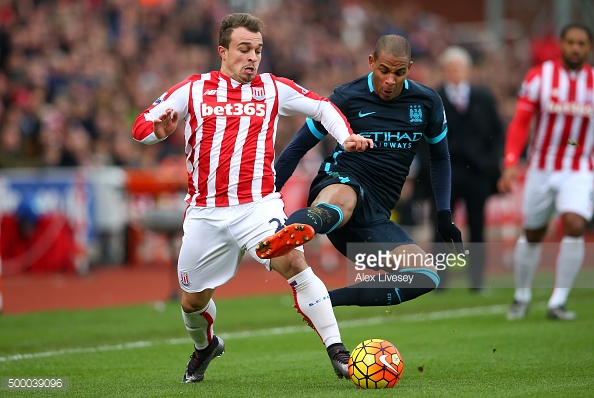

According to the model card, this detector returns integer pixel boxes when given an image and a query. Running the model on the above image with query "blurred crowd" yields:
[0,0,561,170]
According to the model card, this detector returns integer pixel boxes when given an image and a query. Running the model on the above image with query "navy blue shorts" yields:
[307,166,414,258]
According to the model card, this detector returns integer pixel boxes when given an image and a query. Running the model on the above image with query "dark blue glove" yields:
[436,210,463,253]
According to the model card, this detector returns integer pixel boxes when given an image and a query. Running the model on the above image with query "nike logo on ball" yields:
[358,111,376,117]
[379,355,398,373]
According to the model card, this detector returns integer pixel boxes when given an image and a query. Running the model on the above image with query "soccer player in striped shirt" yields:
[498,23,594,321]
[132,13,372,382]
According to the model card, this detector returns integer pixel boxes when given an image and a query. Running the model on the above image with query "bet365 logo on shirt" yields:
[201,102,266,117]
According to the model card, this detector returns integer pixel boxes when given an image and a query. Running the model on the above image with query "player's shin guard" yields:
[288,267,342,347]
[329,269,440,307]
[182,299,217,350]
[285,203,343,234]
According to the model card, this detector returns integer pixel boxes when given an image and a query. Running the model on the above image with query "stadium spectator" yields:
[131,12,372,383]
[258,34,463,308]
[0,110,40,168]
[498,23,594,321]
[419,45,504,291]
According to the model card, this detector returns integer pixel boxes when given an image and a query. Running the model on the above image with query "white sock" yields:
[548,236,585,308]
[288,267,342,347]
[181,299,217,350]
[513,235,542,303]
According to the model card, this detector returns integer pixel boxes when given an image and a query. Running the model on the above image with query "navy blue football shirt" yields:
[275,73,452,215]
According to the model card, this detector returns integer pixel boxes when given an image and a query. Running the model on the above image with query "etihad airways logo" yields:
[201,102,266,117]
[359,131,423,149]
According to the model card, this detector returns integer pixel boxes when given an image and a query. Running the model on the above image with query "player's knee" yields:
[562,213,587,237]
[525,228,547,243]
[312,186,357,222]
[270,250,308,279]
[180,290,213,313]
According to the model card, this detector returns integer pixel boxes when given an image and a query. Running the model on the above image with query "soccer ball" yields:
[348,338,404,389]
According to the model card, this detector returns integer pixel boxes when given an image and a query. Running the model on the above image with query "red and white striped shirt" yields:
[506,59,594,171]
[132,71,352,207]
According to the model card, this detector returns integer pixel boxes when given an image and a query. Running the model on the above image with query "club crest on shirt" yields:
[409,104,423,123]
[180,271,190,287]
[252,87,265,101]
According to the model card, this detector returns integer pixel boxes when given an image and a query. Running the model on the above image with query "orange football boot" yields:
[255,223,315,259]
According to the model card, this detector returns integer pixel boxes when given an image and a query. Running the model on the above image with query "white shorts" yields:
[177,192,302,293]
[522,168,594,229]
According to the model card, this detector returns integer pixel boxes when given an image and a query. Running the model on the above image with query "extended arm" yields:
[502,108,532,168]
[428,136,463,252]
[427,137,452,212]
[132,78,193,145]
[497,107,533,193]
[132,108,179,144]
[498,66,539,193]
[275,78,372,152]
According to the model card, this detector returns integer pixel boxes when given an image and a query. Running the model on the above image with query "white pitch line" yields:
[0,303,527,363]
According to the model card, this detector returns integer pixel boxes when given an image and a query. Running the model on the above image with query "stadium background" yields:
[1,0,593,314]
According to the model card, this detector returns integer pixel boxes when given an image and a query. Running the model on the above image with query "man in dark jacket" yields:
[422,46,504,291]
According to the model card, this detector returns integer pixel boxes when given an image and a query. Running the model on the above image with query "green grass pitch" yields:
[1,285,593,397]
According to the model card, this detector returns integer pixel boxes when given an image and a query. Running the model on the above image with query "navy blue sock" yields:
[329,269,440,307]
[285,203,343,234]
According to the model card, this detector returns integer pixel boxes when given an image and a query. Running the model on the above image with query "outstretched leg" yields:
[256,223,315,259]
[256,203,344,259]
[328,244,440,307]
[257,184,357,259]
[329,269,440,307]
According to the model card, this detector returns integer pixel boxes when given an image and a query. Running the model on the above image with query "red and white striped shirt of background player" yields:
[132,71,352,208]
[503,59,594,171]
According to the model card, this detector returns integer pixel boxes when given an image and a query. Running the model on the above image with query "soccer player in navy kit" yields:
[256,34,463,308]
